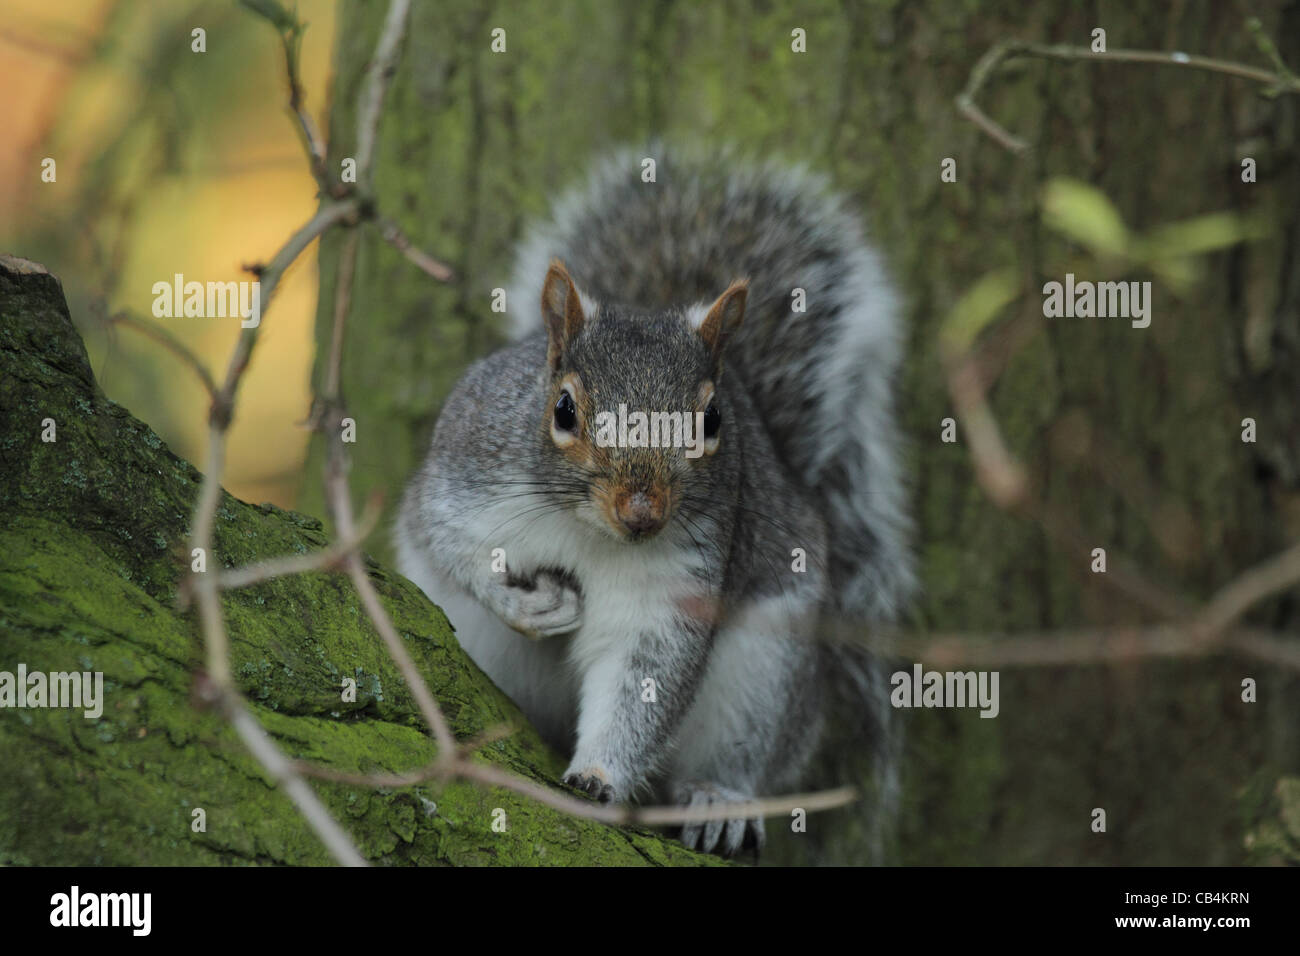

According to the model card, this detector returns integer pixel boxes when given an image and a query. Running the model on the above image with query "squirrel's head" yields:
[537,259,746,543]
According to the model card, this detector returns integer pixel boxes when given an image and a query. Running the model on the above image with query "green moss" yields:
[1244,776,1300,865]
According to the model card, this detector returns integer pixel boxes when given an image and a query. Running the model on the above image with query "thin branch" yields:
[294,754,857,827]
[324,229,359,400]
[861,624,1299,672]
[457,721,517,755]
[957,33,1300,153]
[0,24,85,63]
[281,27,329,192]
[178,0,427,869]
[942,346,1193,621]
[214,198,359,422]
[1228,628,1300,672]
[240,0,329,191]
[354,0,411,193]
[955,40,1033,153]
[376,217,455,282]
[315,6,460,759]
[189,198,359,687]
[934,290,1298,671]
[1033,506,1195,621]
[218,689,367,866]
[185,199,362,865]
[944,350,1029,509]
[1193,541,1300,637]
[108,310,216,400]
[319,224,458,758]
[218,491,383,591]
[466,761,857,827]
[345,543,459,757]
[625,786,857,826]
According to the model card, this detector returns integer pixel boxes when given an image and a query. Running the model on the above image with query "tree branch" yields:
[354,0,411,194]
[957,29,1300,153]
[107,309,216,401]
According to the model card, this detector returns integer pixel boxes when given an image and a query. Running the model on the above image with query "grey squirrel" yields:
[395,146,913,857]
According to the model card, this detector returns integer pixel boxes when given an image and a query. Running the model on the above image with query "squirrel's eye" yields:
[554,390,577,432]
[703,402,721,439]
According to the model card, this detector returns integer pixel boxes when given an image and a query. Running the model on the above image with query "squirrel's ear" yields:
[697,279,748,360]
[541,259,586,372]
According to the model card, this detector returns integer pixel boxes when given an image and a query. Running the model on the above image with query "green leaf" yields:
[940,268,1021,354]
[239,0,300,33]
[1041,178,1130,258]
[1137,211,1273,260]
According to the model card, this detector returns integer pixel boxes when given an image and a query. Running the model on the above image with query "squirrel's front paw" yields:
[500,569,582,639]
[563,765,617,804]
[674,782,764,857]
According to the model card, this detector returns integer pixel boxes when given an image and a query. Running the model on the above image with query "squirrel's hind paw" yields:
[674,782,765,858]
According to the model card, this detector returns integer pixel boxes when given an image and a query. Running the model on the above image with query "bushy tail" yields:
[507,144,915,620]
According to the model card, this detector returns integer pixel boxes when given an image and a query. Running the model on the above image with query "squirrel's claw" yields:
[563,767,616,804]
[675,782,764,858]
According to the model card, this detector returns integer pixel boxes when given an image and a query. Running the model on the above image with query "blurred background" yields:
[4,0,1299,865]
[1,0,335,505]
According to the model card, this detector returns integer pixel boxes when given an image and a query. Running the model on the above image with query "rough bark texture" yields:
[0,256,716,866]
[302,1,1300,865]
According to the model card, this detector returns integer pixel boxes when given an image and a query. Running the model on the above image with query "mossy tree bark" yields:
[303,1,1300,865]
[0,257,715,865]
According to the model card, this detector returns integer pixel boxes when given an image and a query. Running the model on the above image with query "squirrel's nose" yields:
[614,490,667,537]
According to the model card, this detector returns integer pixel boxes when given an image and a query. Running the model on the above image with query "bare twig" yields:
[218,688,367,866]
[464,762,856,827]
[957,33,1300,153]
[240,0,329,191]
[214,198,359,420]
[861,624,1299,672]
[282,26,330,192]
[218,492,383,591]
[941,346,1194,621]
[294,754,857,827]
[108,310,216,400]
[318,204,457,758]
[1193,541,1300,638]
[354,0,412,194]
[185,200,362,866]
[932,263,1299,674]
[323,229,359,401]
[944,351,1029,509]
[1228,628,1300,672]
[376,217,455,282]
[344,539,460,756]
[937,339,1298,670]
[190,198,359,687]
